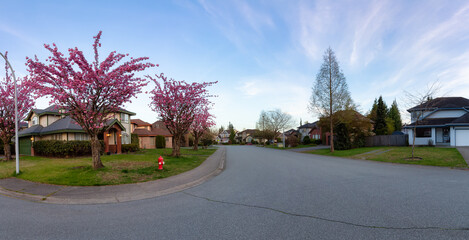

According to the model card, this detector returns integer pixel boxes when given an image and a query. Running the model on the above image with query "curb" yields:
[0,147,226,205]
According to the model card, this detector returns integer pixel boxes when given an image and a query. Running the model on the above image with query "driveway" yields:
[1,146,469,239]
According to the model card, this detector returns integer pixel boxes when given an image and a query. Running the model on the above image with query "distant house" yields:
[18,105,134,156]
[298,122,317,141]
[131,119,173,149]
[237,129,258,143]
[403,97,469,146]
[283,129,299,138]
[218,130,230,143]
[308,123,321,141]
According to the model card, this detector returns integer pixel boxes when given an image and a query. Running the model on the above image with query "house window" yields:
[75,133,89,141]
[121,114,129,123]
[53,134,62,140]
[32,116,38,125]
[416,128,431,137]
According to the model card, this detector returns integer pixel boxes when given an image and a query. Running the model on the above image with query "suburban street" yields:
[2,146,469,239]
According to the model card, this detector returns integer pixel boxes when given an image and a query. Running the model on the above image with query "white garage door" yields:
[455,129,469,146]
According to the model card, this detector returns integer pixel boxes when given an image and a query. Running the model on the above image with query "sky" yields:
[1,0,469,131]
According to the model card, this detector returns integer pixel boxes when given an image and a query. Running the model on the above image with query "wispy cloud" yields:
[0,23,38,46]
[197,0,275,50]
[349,0,393,66]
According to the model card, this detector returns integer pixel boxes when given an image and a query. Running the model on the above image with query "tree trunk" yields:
[91,135,104,169]
[3,142,11,161]
[172,134,181,157]
[330,117,334,153]
[193,134,199,151]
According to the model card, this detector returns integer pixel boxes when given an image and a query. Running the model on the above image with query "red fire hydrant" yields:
[158,156,165,170]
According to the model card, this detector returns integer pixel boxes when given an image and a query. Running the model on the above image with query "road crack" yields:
[182,191,469,231]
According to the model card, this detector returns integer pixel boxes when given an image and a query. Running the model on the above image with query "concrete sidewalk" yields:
[457,147,469,166]
[0,147,226,204]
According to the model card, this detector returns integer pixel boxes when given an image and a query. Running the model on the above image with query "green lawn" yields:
[306,146,467,168]
[0,148,217,186]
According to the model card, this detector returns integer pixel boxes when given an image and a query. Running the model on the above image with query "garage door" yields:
[19,137,31,155]
[455,129,469,146]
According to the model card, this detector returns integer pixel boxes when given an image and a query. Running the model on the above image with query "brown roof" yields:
[152,121,169,131]
[131,119,151,126]
[133,128,172,137]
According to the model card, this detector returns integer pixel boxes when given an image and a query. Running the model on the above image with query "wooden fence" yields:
[365,135,408,147]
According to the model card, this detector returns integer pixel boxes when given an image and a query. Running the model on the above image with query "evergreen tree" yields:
[374,96,388,135]
[388,100,402,131]
[228,122,236,143]
[367,98,378,123]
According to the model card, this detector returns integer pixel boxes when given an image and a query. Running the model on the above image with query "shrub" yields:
[303,136,311,144]
[252,140,259,145]
[155,135,166,148]
[33,140,105,157]
[313,139,322,145]
[131,134,139,144]
[276,138,282,143]
[287,136,298,147]
[334,123,351,150]
[202,139,212,146]
[122,143,139,153]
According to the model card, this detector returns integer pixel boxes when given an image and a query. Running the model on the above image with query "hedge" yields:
[131,134,139,145]
[155,135,166,148]
[33,140,104,157]
[122,143,139,153]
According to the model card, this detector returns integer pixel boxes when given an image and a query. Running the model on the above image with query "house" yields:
[308,123,321,141]
[237,129,258,143]
[18,105,134,156]
[283,129,299,138]
[218,130,230,143]
[131,119,173,149]
[298,122,317,141]
[403,97,469,146]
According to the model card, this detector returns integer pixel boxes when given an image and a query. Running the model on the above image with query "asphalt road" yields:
[2,146,469,239]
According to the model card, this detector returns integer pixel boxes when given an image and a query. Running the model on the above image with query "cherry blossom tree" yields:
[191,106,215,150]
[148,74,217,157]
[0,52,35,161]
[26,32,154,169]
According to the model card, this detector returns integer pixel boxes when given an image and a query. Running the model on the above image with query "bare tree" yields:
[256,111,273,145]
[265,109,294,141]
[404,81,441,160]
[309,47,353,152]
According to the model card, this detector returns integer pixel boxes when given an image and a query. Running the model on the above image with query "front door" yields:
[442,127,450,143]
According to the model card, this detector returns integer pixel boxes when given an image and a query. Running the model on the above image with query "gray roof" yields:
[408,97,469,112]
[298,122,317,129]
[18,124,43,137]
[404,112,469,128]
[41,116,85,134]
[18,117,124,137]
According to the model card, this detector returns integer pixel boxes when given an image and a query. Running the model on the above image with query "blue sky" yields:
[1,0,469,130]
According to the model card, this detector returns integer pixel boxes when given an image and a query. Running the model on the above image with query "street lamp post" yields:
[0,52,20,174]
